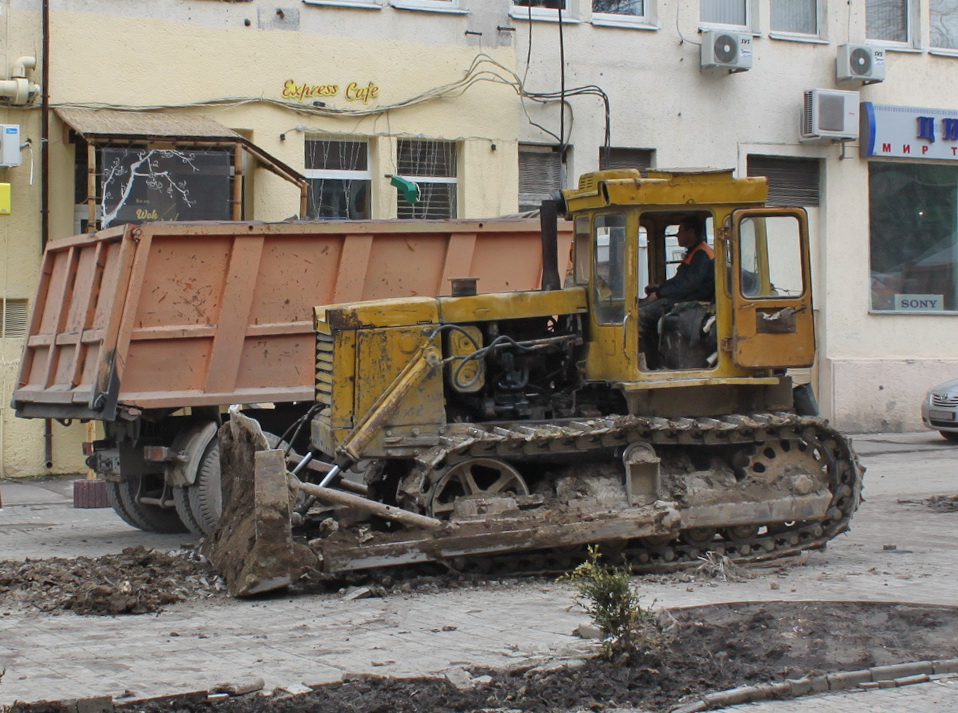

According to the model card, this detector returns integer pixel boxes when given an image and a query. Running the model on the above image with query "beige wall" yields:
[513,1,958,432]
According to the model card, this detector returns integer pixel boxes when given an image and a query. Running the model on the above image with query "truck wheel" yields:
[106,474,189,534]
[176,431,286,536]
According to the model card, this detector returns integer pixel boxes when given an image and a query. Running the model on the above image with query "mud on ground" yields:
[11,601,952,713]
[0,546,224,615]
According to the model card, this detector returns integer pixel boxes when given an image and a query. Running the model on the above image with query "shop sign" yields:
[894,294,944,311]
[282,80,380,105]
[862,103,958,160]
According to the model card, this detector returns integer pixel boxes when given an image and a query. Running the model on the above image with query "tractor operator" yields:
[639,215,715,369]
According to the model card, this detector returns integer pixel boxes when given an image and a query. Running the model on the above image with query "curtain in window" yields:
[770,0,816,34]
[701,0,747,26]
[867,0,908,42]
[931,0,958,48]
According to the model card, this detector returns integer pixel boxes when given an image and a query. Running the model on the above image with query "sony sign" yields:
[894,294,944,311]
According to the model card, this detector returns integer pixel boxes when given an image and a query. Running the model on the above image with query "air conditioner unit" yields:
[0,125,22,167]
[700,30,752,73]
[836,44,886,84]
[801,89,860,141]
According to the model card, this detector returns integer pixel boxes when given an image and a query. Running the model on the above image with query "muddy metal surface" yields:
[1,432,957,709]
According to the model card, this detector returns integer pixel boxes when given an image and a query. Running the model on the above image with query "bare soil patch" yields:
[0,546,223,614]
[59,601,958,713]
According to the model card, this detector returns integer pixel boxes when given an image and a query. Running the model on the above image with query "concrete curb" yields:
[668,658,958,712]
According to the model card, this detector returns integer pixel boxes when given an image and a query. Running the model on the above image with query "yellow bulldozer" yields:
[206,168,863,596]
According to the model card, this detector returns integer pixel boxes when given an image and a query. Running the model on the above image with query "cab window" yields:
[739,215,805,298]
[593,213,627,323]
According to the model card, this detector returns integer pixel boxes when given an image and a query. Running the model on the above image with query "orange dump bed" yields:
[14,219,571,420]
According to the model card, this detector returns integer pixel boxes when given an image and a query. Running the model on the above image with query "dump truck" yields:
[205,168,864,597]
[12,219,571,535]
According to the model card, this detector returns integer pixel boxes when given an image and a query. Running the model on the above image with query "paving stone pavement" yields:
[711,675,958,713]
[1,432,957,711]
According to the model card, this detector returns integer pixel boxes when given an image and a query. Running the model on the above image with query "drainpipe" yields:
[41,0,50,250]
[42,0,52,469]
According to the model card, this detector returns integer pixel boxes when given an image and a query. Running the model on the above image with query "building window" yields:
[747,155,820,207]
[305,139,371,220]
[599,147,654,171]
[770,0,818,35]
[866,0,910,43]
[931,0,958,49]
[870,163,958,312]
[593,0,644,19]
[514,0,568,8]
[396,139,457,219]
[701,0,748,27]
[519,145,564,213]
[2,298,28,339]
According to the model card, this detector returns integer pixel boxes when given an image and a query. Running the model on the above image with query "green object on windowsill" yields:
[388,174,420,205]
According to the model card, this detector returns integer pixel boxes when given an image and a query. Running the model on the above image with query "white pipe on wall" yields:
[0,56,40,105]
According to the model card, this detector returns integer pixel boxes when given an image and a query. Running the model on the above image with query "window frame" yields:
[304,137,373,220]
[389,0,465,13]
[590,0,654,29]
[930,0,958,52]
[865,0,917,48]
[302,0,383,9]
[768,0,822,39]
[395,138,459,220]
[699,0,753,31]
[510,0,581,22]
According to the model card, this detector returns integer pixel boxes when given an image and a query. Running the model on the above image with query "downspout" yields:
[42,0,53,469]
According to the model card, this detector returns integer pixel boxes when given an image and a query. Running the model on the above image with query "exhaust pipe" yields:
[539,196,562,292]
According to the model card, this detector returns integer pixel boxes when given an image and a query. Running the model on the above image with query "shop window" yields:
[747,155,820,207]
[869,163,958,312]
[519,144,564,212]
[93,144,233,229]
[305,139,371,220]
[2,298,28,339]
[866,0,911,43]
[770,0,818,35]
[599,147,653,171]
[396,139,457,219]
[931,0,958,49]
[701,0,749,27]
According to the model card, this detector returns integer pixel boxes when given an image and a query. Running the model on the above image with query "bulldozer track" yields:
[394,411,863,577]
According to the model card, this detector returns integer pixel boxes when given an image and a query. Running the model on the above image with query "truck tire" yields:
[106,474,189,534]
[175,430,286,537]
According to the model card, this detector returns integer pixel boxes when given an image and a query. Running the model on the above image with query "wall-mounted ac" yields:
[700,30,752,73]
[836,44,885,84]
[0,125,22,167]
[801,89,860,141]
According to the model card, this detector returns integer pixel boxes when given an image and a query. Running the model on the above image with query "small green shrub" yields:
[561,545,666,658]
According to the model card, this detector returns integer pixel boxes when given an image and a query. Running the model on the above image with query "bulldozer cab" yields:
[562,170,814,387]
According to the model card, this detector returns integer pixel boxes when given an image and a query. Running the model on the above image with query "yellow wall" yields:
[0,3,523,477]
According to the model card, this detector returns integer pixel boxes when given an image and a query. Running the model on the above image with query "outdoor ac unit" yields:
[836,44,886,84]
[801,89,860,141]
[0,125,22,167]
[700,30,752,73]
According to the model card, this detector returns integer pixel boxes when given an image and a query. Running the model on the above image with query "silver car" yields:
[922,378,958,442]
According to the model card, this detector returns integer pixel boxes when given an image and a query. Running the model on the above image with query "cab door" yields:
[730,208,815,368]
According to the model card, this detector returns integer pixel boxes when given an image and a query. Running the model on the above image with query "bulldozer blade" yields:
[202,411,317,596]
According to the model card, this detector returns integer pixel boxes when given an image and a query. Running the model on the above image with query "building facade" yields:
[1,0,956,476]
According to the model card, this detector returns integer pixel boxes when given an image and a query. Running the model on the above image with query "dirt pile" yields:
[103,601,958,713]
[0,546,223,614]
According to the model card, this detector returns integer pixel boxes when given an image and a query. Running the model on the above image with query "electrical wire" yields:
[50,52,611,160]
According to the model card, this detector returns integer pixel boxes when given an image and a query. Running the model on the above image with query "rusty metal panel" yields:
[14,219,570,419]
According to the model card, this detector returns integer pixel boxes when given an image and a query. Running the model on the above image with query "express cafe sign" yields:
[862,102,958,160]
[282,79,380,105]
